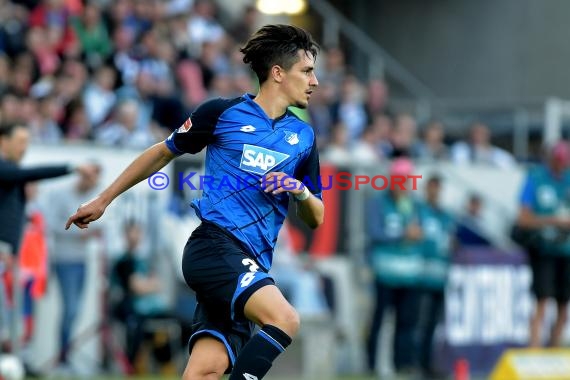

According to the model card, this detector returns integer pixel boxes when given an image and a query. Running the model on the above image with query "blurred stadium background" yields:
[2,0,570,379]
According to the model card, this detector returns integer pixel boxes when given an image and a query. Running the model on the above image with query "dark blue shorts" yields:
[181,221,274,371]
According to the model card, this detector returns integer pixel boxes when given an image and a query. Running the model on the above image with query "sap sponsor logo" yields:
[240,144,289,175]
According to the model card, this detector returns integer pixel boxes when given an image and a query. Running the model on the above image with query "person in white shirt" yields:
[351,123,383,165]
[82,65,117,127]
[416,121,449,161]
[451,122,516,168]
[95,100,156,149]
[321,122,352,166]
[45,163,104,370]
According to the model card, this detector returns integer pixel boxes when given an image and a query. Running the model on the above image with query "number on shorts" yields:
[242,258,259,273]
[240,258,259,288]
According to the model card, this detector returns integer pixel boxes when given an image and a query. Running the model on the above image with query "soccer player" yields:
[65,24,324,380]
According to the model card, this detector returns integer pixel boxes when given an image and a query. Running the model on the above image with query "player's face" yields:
[282,50,319,109]
[0,127,29,163]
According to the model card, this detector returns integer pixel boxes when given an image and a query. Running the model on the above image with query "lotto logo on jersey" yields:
[240,144,289,175]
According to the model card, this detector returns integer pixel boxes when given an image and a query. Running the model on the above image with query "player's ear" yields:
[270,65,284,83]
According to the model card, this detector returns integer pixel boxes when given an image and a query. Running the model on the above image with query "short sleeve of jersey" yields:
[165,98,237,155]
[519,172,536,208]
[294,138,323,200]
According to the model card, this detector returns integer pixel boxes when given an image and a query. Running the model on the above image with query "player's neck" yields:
[253,89,289,120]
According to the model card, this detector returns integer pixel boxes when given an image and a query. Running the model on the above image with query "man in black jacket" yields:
[0,122,96,354]
[0,123,97,255]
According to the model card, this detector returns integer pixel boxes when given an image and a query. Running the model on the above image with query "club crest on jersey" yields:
[178,118,192,133]
[283,130,299,145]
[240,144,289,175]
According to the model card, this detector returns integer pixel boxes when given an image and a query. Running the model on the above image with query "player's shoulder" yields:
[193,95,247,117]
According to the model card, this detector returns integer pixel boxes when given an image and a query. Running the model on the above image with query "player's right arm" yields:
[66,98,226,230]
[66,142,176,230]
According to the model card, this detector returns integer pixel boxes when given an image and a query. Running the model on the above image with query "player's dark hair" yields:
[240,24,319,84]
[0,123,26,138]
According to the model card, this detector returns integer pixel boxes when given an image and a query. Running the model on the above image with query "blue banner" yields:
[435,247,533,376]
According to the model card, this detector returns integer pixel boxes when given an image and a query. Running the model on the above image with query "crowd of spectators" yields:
[0,0,257,148]
[0,0,520,168]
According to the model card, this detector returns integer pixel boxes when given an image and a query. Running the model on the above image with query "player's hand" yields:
[65,196,107,230]
[74,163,100,177]
[261,172,304,196]
[405,223,423,241]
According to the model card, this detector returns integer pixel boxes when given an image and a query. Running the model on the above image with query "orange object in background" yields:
[18,211,48,299]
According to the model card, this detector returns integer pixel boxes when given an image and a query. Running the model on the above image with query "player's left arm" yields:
[262,141,324,229]
[293,189,324,229]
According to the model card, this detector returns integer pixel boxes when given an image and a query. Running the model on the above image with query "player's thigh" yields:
[183,222,279,326]
[243,284,300,336]
[183,336,229,380]
[182,222,271,305]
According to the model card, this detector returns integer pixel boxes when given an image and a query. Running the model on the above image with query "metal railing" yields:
[308,0,435,101]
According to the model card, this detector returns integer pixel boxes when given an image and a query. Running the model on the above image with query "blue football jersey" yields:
[165,93,323,270]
